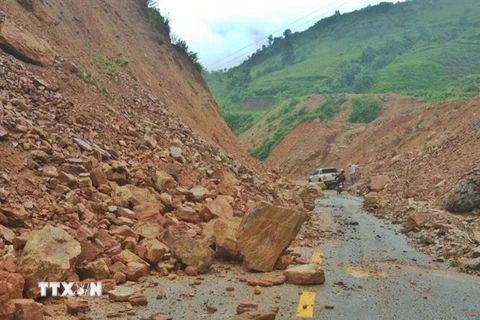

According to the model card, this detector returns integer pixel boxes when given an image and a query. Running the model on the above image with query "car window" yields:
[322,168,338,174]
[312,170,319,175]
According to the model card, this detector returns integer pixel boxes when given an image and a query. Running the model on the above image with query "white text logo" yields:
[38,282,102,297]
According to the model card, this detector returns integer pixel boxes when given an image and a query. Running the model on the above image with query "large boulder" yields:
[212,218,242,261]
[0,19,56,66]
[237,202,308,272]
[18,225,81,298]
[161,228,215,273]
[284,264,325,285]
[369,175,392,192]
[446,175,480,214]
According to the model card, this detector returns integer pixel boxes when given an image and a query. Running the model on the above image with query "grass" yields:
[77,70,112,101]
[94,56,127,80]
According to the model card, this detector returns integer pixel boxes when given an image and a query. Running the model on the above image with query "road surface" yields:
[49,192,480,319]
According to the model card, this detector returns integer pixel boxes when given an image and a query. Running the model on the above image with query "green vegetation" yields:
[77,70,112,101]
[143,0,203,72]
[206,0,480,140]
[250,96,347,160]
[145,0,171,36]
[349,97,381,123]
[94,56,127,80]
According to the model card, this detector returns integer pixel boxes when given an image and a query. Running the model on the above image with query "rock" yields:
[175,205,201,223]
[363,192,384,211]
[73,138,93,151]
[212,218,242,260]
[237,202,308,272]
[129,293,148,306]
[0,126,9,140]
[18,225,81,298]
[0,207,29,227]
[125,262,149,281]
[90,167,108,188]
[0,271,25,299]
[275,255,294,270]
[57,171,78,189]
[110,225,139,241]
[170,147,184,162]
[112,185,161,207]
[102,279,117,293]
[406,212,430,229]
[137,239,169,264]
[0,19,56,66]
[246,277,273,287]
[253,286,262,295]
[0,254,17,273]
[32,77,51,89]
[112,250,148,266]
[10,298,44,320]
[234,309,278,320]
[133,202,164,222]
[184,266,198,276]
[472,247,480,259]
[284,264,325,285]
[201,197,234,221]
[113,272,126,284]
[154,171,176,193]
[61,61,78,73]
[149,313,173,320]
[369,175,392,192]
[161,228,215,273]
[133,222,162,240]
[236,301,259,315]
[77,259,110,280]
[464,258,480,270]
[0,300,15,320]
[0,225,16,244]
[446,175,480,213]
[108,287,134,302]
[66,298,90,314]
[189,186,209,201]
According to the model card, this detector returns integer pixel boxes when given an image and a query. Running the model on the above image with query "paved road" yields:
[58,192,480,320]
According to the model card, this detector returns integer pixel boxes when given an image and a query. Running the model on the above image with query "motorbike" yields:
[336,181,344,194]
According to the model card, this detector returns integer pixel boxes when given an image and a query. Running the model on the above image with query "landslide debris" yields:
[0,32,313,319]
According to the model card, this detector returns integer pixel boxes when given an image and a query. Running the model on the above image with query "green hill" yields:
[204,0,480,157]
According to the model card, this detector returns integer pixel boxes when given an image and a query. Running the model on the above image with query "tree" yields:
[267,35,274,46]
[283,29,292,38]
[282,39,294,69]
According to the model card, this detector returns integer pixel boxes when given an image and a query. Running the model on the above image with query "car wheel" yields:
[308,178,312,183]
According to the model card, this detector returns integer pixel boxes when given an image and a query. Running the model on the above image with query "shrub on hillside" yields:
[349,97,381,123]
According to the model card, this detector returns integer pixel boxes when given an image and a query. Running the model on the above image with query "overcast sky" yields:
[152,0,403,70]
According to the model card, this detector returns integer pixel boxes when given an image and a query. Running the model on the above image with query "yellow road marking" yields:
[296,291,316,318]
[311,252,323,264]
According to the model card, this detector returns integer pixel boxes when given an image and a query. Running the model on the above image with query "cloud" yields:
[153,0,402,70]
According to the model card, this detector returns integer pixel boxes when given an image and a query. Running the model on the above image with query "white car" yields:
[308,167,339,189]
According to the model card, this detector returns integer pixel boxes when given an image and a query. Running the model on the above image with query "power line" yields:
[208,0,352,70]
[206,0,350,69]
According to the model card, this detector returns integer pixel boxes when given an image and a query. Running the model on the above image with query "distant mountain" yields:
[205,0,480,139]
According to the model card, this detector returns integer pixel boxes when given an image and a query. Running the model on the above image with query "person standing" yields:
[349,164,358,184]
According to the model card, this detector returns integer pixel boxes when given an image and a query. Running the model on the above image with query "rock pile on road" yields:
[0,51,314,318]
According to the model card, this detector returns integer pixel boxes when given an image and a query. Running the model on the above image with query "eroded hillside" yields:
[1,0,249,161]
